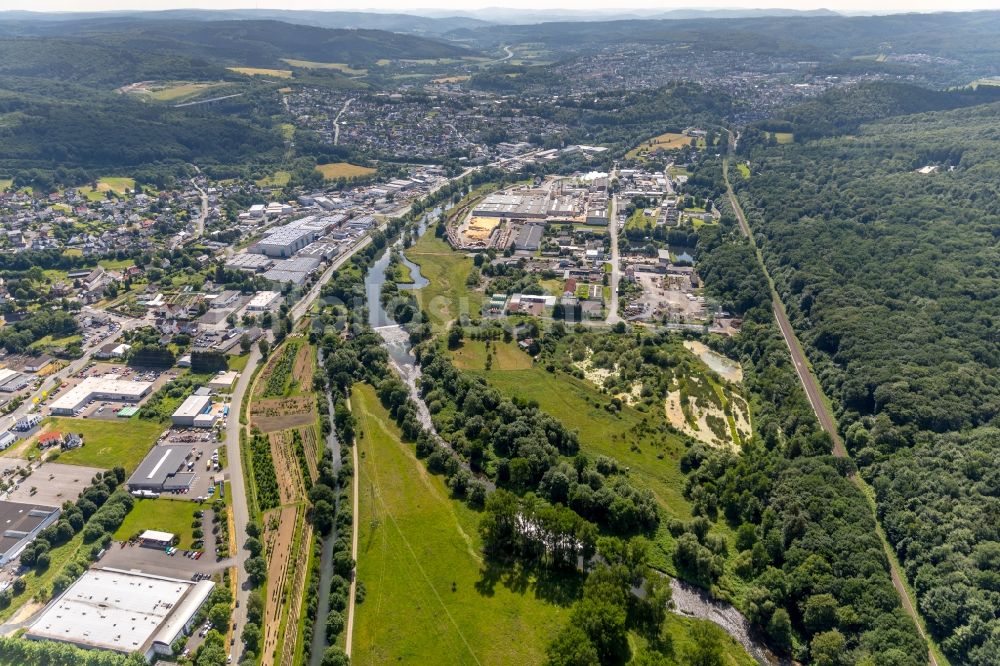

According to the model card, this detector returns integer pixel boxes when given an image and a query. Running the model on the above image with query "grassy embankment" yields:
[113,498,203,549]
[33,417,163,473]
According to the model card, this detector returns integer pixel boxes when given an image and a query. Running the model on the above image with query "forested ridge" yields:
[733,100,1000,664]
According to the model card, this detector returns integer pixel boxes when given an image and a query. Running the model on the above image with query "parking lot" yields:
[47,362,180,420]
[156,430,226,501]
[99,534,231,580]
[1,459,105,505]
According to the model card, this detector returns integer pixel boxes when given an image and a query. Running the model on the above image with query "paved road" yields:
[606,190,621,325]
[722,158,938,666]
[333,98,354,146]
[190,178,208,239]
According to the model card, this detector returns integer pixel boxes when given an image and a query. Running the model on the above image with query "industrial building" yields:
[208,371,239,392]
[224,253,274,273]
[246,290,281,311]
[514,223,544,252]
[252,226,316,258]
[170,394,216,428]
[126,445,196,493]
[0,368,30,393]
[26,567,215,662]
[0,501,60,565]
[49,376,153,415]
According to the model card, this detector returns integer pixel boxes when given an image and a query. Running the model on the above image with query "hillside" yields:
[734,100,1000,665]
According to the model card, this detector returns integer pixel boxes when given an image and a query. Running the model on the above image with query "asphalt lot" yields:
[2,460,105,506]
[100,535,231,580]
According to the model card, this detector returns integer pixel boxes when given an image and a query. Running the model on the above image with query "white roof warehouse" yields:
[49,376,153,415]
[26,567,214,662]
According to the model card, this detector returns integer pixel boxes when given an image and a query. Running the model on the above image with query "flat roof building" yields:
[252,226,317,258]
[0,500,60,565]
[247,291,281,311]
[26,567,214,662]
[126,445,196,493]
[50,376,153,415]
[171,394,214,427]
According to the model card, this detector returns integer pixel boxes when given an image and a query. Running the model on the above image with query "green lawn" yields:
[736,163,750,179]
[256,170,291,187]
[407,233,483,330]
[449,340,533,371]
[46,417,164,472]
[229,353,251,372]
[352,384,570,665]
[637,614,757,666]
[113,498,203,549]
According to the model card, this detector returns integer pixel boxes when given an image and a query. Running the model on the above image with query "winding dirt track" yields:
[722,159,939,666]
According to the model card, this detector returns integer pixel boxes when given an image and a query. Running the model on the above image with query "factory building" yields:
[170,394,216,428]
[26,568,215,662]
[49,376,152,415]
[246,291,282,311]
[126,445,196,493]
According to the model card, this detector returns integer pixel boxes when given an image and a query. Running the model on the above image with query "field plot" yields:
[228,67,293,78]
[269,431,306,505]
[281,59,367,75]
[256,170,291,188]
[352,384,569,665]
[261,505,300,666]
[113,497,202,549]
[315,162,376,180]
[627,132,691,159]
[407,233,483,329]
[79,177,136,201]
[40,417,163,472]
[450,340,533,371]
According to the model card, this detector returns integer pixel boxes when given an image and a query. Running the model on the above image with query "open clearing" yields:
[256,170,292,188]
[38,417,163,473]
[407,233,483,330]
[352,384,569,665]
[450,340,533,371]
[281,59,367,75]
[228,67,293,78]
[771,132,794,144]
[113,498,203,549]
[627,132,691,159]
[79,177,136,201]
[315,162,376,180]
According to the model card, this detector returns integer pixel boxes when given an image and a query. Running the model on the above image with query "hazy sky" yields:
[1,0,998,14]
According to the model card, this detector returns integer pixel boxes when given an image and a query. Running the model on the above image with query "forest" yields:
[733,99,1000,664]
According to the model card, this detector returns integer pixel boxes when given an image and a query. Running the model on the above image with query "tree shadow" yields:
[474,556,585,608]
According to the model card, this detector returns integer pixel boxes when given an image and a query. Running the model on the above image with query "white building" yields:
[26,568,215,662]
[246,290,281,312]
[171,393,215,427]
[50,376,152,415]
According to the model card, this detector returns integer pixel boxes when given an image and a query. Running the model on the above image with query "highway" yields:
[722,157,938,666]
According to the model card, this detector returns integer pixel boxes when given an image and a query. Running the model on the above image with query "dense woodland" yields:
[734,100,1000,664]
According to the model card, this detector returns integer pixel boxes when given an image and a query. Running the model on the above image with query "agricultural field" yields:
[351,384,570,665]
[228,67,293,78]
[315,162,376,180]
[113,498,203,549]
[407,233,483,330]
[770,132,794,144]
[39,417,164,473]
[281,59,367,75]
[627,131,693,159]
[256,170,291,188]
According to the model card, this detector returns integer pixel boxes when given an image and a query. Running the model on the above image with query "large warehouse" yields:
[127,445,196,493]
[26,567,215,662]
[171,393,216,428]
[0,500,60,565]
[50,376,153,415]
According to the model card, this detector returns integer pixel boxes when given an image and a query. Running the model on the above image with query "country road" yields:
[722,158,939,666]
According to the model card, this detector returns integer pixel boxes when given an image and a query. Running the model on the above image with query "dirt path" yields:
[344,397,360,658]
[723,157,939,666]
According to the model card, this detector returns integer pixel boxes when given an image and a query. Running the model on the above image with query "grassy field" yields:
[315,162,376,180]
[229,353,251,373]
[449,340,533,371]
[113,498,202,549]
[736,163,750,179]
[79,177,136,201]
[147,81,228,102]
[352,384,570,665]
[0,178,11,191]
[45,417,164,472]
[407,233,483,330]
[771,132,794,144]
[281,59,367,75]
[643,614,757,665]
[256,170,291,187]
[228,67,293,78]
[625,209,656,234]
[627,132,692,159]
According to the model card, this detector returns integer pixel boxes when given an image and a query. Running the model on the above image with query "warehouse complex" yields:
[171,394,216,428]
[0,501,61,565]
[26,567,215,661]
[49,375,152,415]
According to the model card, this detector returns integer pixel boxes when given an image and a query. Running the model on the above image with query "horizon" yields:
[2,2,999,17]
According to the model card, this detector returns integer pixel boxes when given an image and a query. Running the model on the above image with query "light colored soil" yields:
[269,432,304,505]
[279,520,313,666]
[291,344,314,390]
[251,396,316,433]
[574,350,616,388]
[666,387,738,451]
[730,394,753,443]
[261,505,299,666]
[683,340,743,383]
